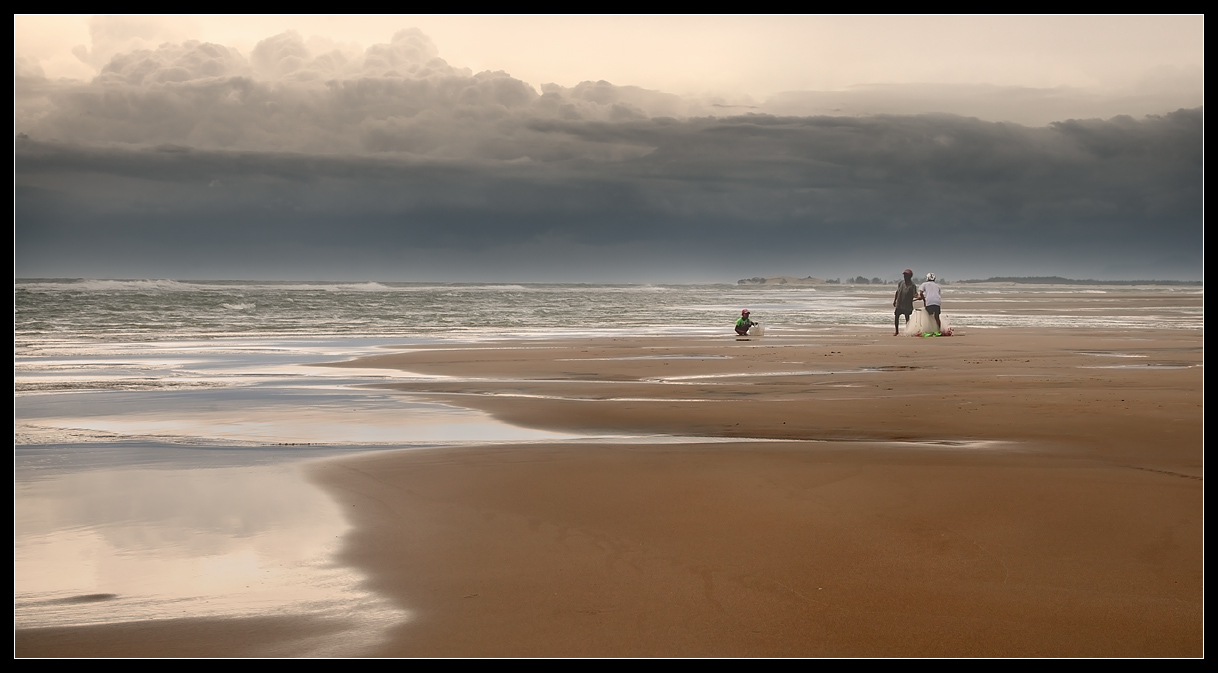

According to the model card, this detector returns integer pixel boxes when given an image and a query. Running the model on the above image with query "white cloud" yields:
[96,40,251,85]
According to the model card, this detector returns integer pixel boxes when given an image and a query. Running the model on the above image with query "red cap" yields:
[741,309,750,315]
[903,269,913,275]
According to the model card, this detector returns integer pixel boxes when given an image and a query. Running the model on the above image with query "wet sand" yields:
[15,615,357,658]
[315,328,1201,656]
[19,328,1202,656]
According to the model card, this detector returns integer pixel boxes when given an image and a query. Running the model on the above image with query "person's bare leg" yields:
[894,315,900,336]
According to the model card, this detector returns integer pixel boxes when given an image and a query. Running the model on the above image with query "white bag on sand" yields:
[906,308,950,336]
[748,323,765,336]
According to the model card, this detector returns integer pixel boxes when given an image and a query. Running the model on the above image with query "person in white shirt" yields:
[918,272,943,336]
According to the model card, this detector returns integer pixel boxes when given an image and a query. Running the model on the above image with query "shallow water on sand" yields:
[15,454,400,649]
[14,336,579,650]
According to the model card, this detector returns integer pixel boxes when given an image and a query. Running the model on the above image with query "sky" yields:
[14,15,1204,281]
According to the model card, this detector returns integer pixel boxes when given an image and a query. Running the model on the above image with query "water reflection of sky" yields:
[16,335,576,446]
[15,461,405,654]
[18,385,574,445]
[14,336,577,654]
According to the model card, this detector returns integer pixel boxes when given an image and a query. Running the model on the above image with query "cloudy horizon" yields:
[15,16,1203,282]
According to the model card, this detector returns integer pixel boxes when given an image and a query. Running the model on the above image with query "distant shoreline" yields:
[954,276,1202,285]
[738,275,1201,286]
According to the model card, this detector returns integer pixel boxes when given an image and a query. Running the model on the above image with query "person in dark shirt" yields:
[892,268,918,336]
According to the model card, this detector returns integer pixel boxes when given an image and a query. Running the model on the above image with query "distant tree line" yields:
[820,277,940,284]
[846,276,893,285]
[842,276,940,284]
[738,275,958,285]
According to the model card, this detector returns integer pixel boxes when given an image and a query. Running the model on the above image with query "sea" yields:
[14,279,1203,653]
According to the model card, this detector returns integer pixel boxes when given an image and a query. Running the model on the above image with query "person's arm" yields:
[893,287,899,307]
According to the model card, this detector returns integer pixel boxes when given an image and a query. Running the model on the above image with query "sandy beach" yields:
[17,327,1202,657]
[314,328,1201,656]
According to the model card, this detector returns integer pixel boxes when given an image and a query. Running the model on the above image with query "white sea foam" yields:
[324,282,395,292]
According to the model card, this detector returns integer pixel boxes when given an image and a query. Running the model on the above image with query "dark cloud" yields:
[14,33,1203,281]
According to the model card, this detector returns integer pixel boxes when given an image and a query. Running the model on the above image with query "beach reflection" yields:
[17,385,575,446]
[14,334,586,654]
[15,461,407,655]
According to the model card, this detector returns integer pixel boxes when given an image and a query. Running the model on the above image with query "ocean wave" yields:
[462,284,529,291]
[15,283,1204,336]
[368,284,531,292]
[273,281,536,292]
[242,282,402,292]
[18,279,412,294]
[20,279,208,292]
[320,282,395,292]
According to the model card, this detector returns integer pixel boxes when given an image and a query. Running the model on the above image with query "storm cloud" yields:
[15,30,1203,281]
